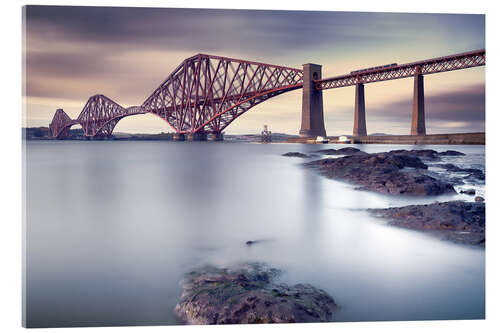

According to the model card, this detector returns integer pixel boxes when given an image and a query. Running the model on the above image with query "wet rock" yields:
[282,152,310,158]
[304,151,455,196]
[439,163,464,172]
[465,169,485,181]
[368,201,485,246]
[438,150,466,156]
[460,189,476,195]
[475,196,485,202]
[175,263,337,324]
[314,147,367,156]
[435,163,484,181]
[389,149,441,160]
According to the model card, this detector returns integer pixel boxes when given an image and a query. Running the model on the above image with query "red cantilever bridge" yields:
[49,49,485,140]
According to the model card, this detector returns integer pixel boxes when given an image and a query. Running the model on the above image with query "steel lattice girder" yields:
[141,54,304,134]
[76,95,147,136]
[316,49,485,90]
[49,108,78,138]
[49,49,485,138]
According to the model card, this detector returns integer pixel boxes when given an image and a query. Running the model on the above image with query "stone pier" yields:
[187,132,208,141]
[207,132,224,141]
[299,63,327,138]
[353,83,367,137]
[411,72,426,135]
[173,133,186,141]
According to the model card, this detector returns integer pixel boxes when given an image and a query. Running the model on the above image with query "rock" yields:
[175,263,337,324]
[368,201,485,246]
[460,189,476,195]
[464,168,485,181]
[304,151,455,196]
[438,150,466,156]
[282,152,310,158]
[475,196,485,202]
[438,163,464,172]
[314,147,367,156]
[436,163,484,181]
[389,149,440,160]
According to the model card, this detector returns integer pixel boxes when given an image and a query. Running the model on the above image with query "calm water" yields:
[24,141,485,327]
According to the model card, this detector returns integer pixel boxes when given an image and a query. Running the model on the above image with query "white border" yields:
[2,1,498,332]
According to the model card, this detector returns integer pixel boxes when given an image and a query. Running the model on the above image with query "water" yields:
[24,141,485,327]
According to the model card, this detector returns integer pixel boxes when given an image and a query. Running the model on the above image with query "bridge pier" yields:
[207,132,224,141]
[411,72,426,135]
[353,83,367,137]
[299,63,327,138]
[173,133,186,141]
[187,132,208,141]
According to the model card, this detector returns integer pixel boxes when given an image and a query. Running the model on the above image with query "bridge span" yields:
[49,49,485,140]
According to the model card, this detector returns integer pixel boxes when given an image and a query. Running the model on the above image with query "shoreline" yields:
[286,132,485,145]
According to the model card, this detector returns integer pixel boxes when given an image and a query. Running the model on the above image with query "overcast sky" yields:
[24,6,485,135]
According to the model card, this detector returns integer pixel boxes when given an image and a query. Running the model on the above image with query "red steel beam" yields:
[316,49,485,90]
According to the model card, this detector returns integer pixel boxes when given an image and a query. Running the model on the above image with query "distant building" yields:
[261,125,272,142]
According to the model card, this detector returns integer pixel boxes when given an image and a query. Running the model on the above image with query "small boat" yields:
[315,136,328,143]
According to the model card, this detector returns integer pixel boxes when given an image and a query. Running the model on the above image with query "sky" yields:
[23,6,485,135]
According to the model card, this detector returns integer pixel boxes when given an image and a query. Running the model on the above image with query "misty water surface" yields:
[24,141,485,327]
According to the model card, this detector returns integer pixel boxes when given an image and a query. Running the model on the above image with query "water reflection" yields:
[25,141,485,327]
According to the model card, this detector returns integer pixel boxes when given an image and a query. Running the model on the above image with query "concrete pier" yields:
[411,73,426,135]
[207,132,224,141]
[353,83,367,137]
[187,132,207,141]
[299,63,327,138]
[173,133,186,141]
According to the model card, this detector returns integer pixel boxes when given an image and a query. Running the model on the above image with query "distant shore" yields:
[23,127,484,144]
[287,132,485,145]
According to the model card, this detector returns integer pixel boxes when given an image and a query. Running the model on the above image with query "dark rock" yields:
[439,163,464,172]
[368,201,485,246]
[282,152,310,158]
[475,196,485,202]
[314,147,367,156]
[389,149,440,160]
[460,189,476,195]
[438,150,466,156]
[304,151,455,196]
[435,163,485,181]
[245,238,273,246]
[464,168,485,181]
[175,263,337,324]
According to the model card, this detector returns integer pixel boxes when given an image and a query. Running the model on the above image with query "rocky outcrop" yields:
[282,152,310,158]
[438,150,466,156]
[435,163,485,181]
[389,149,442,160]
[314,147,367,156]
[175,263,337,324]
[385,149,464,160]
[305,151,456,196]
[369,201,485,246]
[460,189,476,195]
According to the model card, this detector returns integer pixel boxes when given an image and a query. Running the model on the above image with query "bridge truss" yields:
[141,54,303,134]
[316,49,485,90]
[49,49,484,138]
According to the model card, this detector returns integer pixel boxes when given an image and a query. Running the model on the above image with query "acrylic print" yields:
[23,5,485,327]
